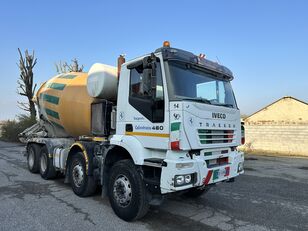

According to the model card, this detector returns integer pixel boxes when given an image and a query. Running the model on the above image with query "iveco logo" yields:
[212,113,226,119]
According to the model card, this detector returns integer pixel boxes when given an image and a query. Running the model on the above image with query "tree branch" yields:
[17,48,37,118]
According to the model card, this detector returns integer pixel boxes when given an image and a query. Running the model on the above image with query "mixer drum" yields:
[36,72,95,137]
[36,63,117,137]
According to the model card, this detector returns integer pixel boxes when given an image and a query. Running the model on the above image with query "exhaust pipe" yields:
[117,54,126,80]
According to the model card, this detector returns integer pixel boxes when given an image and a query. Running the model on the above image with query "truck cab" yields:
[112,45,244,194]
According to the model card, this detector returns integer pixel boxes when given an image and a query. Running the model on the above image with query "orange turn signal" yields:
[163,41,170,47]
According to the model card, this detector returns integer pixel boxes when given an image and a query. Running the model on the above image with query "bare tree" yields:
[55,58,84,74]
[17,48,37,119]
[55,60,68,74]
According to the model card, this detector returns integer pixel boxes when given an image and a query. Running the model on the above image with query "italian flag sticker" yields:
[203,166,230,184]
[170,122,181,150]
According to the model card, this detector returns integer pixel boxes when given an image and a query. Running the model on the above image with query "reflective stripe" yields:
[125,132,169,138]
[58,74,77,79]
[40,94,59,105]
[46,82,66,90]
[213,169,219,180]
[45,108,59,119]
[203,170,213,185]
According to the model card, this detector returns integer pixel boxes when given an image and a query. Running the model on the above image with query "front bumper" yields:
[160,149,244,194]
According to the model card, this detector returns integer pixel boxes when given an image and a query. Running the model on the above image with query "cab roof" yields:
[155,47,234,80]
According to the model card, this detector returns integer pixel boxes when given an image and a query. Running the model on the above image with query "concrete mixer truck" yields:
[20,41,245,221]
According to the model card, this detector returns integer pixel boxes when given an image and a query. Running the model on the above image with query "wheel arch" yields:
[100,145,135,195]
[109,135,152,165]
[104,145,133,167]
[67,142,91,175]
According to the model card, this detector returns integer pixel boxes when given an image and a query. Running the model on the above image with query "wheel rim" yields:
[72,163,84,187]
[113,174,132,207]
[40,153,47,173]
[28,148,35,169]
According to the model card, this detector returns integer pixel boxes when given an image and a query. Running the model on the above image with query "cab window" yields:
[129,59,164,122]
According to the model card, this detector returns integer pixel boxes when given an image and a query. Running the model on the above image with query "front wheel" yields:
[69,152,97,197]
[108,159,150,221]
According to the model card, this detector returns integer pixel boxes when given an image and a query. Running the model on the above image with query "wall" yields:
[240,97,308,156]
[240,122,308,156]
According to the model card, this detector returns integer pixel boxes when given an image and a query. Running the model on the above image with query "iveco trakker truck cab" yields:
[21,42,244,221]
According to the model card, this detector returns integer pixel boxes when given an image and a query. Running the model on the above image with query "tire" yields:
[27,143,41,173]
[108,159,150,221]
[39,145,57,180]
[184,186,211,198]
[69,152,97,197]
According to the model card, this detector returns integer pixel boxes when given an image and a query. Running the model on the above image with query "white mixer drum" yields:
[87,63,118,101]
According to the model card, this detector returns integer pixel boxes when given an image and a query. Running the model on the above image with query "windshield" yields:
[165,61,237,108]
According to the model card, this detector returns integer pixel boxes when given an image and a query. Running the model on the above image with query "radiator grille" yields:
[198,129,234,144]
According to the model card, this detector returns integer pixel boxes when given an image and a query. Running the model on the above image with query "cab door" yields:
[124,56,169,149]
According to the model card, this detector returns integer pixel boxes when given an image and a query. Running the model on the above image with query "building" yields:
[241,96,308,156]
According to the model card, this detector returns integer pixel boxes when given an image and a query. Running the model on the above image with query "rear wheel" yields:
[108,159,150,221]
[39,146,57,180]
[184,186,211,198]
[69,152,97,197]
[27,144,40,173]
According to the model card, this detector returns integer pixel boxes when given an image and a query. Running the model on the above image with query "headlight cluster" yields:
[174,174,193,187]
[238,162,244,172]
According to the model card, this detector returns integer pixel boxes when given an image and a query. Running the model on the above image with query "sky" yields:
[0,0,307,120]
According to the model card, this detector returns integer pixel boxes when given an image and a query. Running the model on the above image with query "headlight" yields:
[174,174,193,187]
[184,175,191,184]
[175,175,185,185]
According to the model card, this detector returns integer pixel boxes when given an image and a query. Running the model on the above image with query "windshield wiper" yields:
[212,103,234,108]
[175,96,211,104]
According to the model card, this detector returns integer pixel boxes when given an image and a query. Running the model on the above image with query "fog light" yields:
[174,174,194,187]
[184,175,191,184]
[175,175,185,185]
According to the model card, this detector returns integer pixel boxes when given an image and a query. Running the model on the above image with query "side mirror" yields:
[143,56,152,69]
[142,69,152,96]
[150,62,157,98]
[142,68,157,99]
[142,53,157,98]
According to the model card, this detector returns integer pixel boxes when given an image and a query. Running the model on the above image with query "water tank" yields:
[87,63,118,101]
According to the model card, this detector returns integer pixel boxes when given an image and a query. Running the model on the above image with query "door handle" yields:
[126,124,133,132]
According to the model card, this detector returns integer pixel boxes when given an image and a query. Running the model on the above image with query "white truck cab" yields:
[113,45,244,194]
